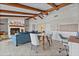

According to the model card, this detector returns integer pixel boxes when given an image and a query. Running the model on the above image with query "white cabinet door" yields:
[69,42,79,56]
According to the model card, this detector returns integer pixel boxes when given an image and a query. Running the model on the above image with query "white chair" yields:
[30,33,39,52]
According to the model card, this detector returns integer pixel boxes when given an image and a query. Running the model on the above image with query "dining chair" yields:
[47,33,53,45]
[38,31,51,50]
[30,33,39,53]
[58,33,69,56]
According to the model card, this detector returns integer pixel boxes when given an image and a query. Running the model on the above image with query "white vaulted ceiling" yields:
[21,3,52,10]
[0,3,71,19]
[0,4,40,14]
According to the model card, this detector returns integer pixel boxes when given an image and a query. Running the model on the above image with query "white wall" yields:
[69,42,79,56]
[29,4,79,41]
[29,3,79,32]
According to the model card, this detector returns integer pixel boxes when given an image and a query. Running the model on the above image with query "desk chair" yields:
[58,33,69,56]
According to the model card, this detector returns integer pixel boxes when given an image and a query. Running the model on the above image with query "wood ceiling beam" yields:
[32,17,37,20]
[47,3,71,12]
[38,15,43,19]
[1,3,44,12]
[0,9,38,15]
[21,3,71,20]
[48,3,57,7]
[0,15,32,17]
[26,12,47,20]
[25,17,31,20]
